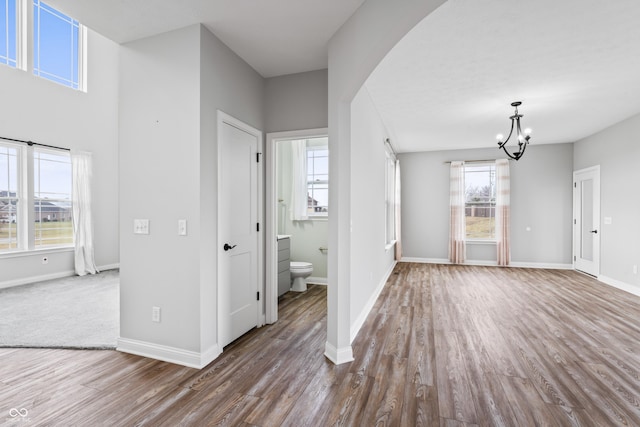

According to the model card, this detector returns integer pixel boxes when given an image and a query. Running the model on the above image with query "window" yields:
[385,147,396,245]
[0,142,73,254]
[0,0,18,67]
[306,138,328,216]
[464,163,496,239]
[0,145,19,251]
[33,0,83,89]
[33,149,72,247]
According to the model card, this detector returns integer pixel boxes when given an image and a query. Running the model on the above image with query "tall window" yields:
[0,0,18,67]
[0,142,73,253]
[33,149,72,247]
[464,163,496,239]
[33,0,83,89]
[306,138,328,216]
[385,147,396,245]
[0,145,19,251]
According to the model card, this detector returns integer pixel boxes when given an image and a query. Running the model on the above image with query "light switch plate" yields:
[178,219,187,236]
[604,217,612,225]
[134,219,150,234]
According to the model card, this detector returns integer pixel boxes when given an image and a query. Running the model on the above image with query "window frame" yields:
[0,141,74,256]
[463,162,497,242]
[32,0,86,91]
[384,142,396,247]
[305,139,328,218]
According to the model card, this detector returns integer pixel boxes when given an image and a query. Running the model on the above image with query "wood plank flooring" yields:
[1,263,639,426]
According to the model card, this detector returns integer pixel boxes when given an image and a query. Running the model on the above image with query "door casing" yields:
[217,110,264,348]
[573,165,601,277]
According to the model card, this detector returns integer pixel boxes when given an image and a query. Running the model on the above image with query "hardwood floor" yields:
[1,263,639,426]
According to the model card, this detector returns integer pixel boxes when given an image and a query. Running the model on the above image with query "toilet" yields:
[290,261,313,292]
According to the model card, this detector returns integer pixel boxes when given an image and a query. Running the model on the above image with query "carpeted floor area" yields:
[0,269,119,349]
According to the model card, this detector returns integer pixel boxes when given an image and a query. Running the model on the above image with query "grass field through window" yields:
[0,221,73,250]
[466,216,495,239]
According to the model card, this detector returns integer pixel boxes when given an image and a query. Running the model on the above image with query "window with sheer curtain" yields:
[0,142,73,254]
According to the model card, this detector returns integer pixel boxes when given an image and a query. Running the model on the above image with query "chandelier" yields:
[496,101,532,161]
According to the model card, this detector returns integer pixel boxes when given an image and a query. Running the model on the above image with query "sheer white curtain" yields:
[448,161,466,264]
[394,159,402,261]
[495,159,511,266]
[290,139,308,221]
[71,150,98,276]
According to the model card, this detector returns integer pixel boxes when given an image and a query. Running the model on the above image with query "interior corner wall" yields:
[199,25,264,353]
[119,25,202,353]
[574,113,640,289]
[349,87,395,328]
[264,69,328,133]
[399,143,574,266]
[0,29,119,287]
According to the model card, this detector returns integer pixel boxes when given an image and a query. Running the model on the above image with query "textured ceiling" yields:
[365,0,640,153]
[45,0,365,78]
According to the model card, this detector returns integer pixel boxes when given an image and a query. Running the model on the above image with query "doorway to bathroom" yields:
[266,129,329,323]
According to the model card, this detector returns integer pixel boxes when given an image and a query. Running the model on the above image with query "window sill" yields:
[307,216,328,221]
[0,246,74,260]
[465,240,496,245]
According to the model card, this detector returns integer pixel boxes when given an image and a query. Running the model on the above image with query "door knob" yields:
[223,243,237,251]
[590,229,598,234]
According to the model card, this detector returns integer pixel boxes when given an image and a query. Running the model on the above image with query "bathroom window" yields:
[306,139,328,217]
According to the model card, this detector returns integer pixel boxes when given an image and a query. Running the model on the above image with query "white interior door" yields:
[573,166,600,276]
[218,113,261,348]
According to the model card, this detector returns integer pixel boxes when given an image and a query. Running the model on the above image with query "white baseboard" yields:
[0,270,75,290]
[598,275,640,297]
[350,261,397,343]
[400,257,572,270]
[324,341,354,365]
[98,263,120,271]
[307,276,327,285]
[0,262,121,290]
[117,337,221,369]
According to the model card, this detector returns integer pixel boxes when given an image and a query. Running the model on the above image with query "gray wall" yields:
[264,69,328,133]
[399,143,574,266]
[0,29,120,287]
[118,24,264,360]
[574,113,640,289]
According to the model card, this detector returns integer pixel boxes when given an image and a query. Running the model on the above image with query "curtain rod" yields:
[443,158,513,164]
[0,135,70,152]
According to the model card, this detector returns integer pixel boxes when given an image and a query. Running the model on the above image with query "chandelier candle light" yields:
[496,101,532,161]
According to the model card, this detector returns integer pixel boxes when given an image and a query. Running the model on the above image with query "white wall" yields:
[349,87,395,336]
[399,143,574,266]
[276,140,328,280]
[0,29,119,287]
[118,24,264,367]
[574,113,640,290]
[326,0,446,363]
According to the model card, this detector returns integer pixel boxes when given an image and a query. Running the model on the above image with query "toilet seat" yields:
[290,261,313,272]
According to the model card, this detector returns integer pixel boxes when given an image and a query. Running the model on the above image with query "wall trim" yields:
[117,337,221,369]
[0,262,121,290]
[324,341,354,365]
[350,261,397,343]
[0,270,75,290]
[307,276,327,285]
[598,275,640,298]
[401,257,572,270]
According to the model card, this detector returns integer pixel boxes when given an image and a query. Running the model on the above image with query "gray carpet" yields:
[0,269,119,349]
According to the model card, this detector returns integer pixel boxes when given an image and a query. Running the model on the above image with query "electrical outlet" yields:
[152,306,161,322]
[42,257,48,265]
[634,265,638,275]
